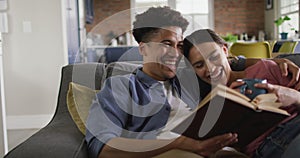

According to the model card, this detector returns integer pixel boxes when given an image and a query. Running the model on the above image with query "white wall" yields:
[2,0,68,129]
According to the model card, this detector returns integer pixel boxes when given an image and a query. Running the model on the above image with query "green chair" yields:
[278,41,298,54]
[229,42,271,58]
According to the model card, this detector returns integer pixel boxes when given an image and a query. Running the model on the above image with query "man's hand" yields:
[175,133,238,157]
[255,83,300,107]
[272,58,300,90]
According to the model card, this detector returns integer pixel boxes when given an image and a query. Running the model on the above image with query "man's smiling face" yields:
[140,26,183,81]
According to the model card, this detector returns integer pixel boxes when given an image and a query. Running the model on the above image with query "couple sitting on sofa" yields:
[86,6,300,158]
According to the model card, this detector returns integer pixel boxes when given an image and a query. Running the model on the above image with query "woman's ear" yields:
[139,42,147,56]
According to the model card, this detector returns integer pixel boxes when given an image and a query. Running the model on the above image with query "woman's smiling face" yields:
[188,42,232,85]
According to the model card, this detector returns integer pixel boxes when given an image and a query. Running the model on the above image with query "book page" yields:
[196,84,251,110]
[205,85,288,115]
[214,84,250,101]
[212,84,257,109]
[251,93,278,104]
[255,102,289,116]
[251,93,289,116]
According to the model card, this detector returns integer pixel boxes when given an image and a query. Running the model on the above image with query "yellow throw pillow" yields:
[67,82,98,135]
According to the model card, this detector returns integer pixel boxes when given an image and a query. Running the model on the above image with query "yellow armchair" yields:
[229,42,271,58]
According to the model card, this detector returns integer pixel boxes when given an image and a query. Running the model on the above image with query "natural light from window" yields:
[133,0,212,36]
[280,0,299,39]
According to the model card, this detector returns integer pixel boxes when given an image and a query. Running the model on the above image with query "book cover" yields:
[171,84,289,148]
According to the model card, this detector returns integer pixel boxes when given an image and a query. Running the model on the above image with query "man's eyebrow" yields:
[160,39,172,43]
[159,40,184,45]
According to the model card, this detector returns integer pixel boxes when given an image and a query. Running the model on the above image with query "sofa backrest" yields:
[55,63,106,121]
[275,54,300,67]
[104,46,143,64]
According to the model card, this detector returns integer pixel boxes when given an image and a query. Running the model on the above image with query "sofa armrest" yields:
[5,63,106,158]
[5,113,87,158]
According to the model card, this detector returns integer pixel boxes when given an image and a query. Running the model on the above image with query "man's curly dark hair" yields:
[132,6,189,43]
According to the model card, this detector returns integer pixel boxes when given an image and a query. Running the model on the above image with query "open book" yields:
[171,84,290,149]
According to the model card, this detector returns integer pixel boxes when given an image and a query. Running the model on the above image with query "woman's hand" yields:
[272,58,300,90]
[255,83,300,107]
[229,80,253,95]
[229,80,244,89]
[174,133,238,157]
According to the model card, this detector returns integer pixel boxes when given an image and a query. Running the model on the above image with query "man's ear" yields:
[222,45,229,57]
[139,42,147,56]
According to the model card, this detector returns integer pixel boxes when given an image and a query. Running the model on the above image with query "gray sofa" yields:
[5,63,108,158]
[4,61,149,158]
[4,54,300,158]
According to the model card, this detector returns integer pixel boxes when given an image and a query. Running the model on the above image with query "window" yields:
[279,0,299,38]
[132,0,213,36]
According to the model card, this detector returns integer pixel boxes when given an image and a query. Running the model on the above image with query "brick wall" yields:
[86,0,265,41]
[85,0,131,44]
[214,0,265,39]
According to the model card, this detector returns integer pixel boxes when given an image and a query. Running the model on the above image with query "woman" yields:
[183,29,300,157]
[183,29,294,89]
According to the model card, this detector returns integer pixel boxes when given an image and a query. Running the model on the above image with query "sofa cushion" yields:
[67,82,98,135]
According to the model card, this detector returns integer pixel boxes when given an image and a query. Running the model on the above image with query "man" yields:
[86,6,238,158]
